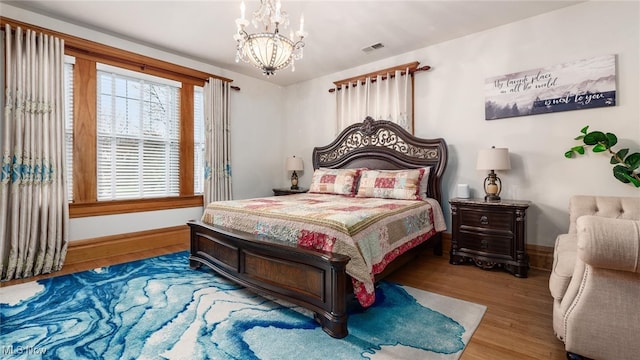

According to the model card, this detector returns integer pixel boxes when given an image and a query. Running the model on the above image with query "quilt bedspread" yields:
[201,193,446,306]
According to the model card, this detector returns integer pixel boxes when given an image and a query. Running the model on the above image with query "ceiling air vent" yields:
[361,42,384,53]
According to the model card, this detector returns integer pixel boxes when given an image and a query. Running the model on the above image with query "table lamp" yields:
[286,156,304,190]
[476,146,511,202]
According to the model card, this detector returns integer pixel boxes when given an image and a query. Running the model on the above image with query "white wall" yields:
[5,2,638,245]
[283,1,640,247]
[2,4,285,241]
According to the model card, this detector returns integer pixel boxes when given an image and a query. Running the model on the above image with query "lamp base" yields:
[484,194,501,202]
[483,171,502,202]
[290,170,299,190]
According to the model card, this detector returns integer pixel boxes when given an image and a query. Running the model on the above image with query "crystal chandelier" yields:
[234,0,307,76]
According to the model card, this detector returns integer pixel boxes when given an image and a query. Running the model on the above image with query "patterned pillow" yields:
[356,168,426,200]
[309,168,365,196]
[417,167,432,200]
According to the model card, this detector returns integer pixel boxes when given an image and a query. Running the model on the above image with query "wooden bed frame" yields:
[188,117,448,338]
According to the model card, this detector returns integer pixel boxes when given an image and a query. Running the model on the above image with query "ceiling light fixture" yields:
[234,0,307,76]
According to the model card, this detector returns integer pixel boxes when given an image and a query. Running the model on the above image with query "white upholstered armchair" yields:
[549,195,640,359]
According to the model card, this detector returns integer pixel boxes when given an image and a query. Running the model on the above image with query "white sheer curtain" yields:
[336,68,412,133]
[203,77,232,204]
[336,77,370,132]
[1,25,69,281]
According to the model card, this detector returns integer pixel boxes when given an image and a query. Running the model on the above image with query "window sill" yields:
[69,195,204,218]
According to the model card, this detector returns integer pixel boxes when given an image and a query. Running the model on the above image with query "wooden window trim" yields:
[70,195,204,218]
[180,85,195,196]
[73,57,97,202]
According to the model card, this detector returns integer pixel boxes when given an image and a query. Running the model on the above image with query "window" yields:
[194,86,205,194]
[63,56,209,216]
[3,19,231,216]
[95,64,181,200]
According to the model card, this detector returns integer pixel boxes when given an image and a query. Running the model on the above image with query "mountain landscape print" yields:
[485,54,616,120]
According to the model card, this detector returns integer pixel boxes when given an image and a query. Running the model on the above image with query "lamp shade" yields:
[286,156,304,171]
[476,147,511,171]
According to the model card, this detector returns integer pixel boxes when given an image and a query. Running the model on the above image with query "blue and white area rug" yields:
[0,251,486,360]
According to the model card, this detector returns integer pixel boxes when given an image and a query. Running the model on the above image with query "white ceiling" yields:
[3,0,582,86]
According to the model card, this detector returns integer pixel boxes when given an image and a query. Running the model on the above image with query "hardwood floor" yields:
[388,250,566,359]
[0,244,188,287]
[1,244,566,359]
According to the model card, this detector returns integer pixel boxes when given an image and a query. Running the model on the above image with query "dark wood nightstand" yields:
[272,188,309,196]
[449,198,530,278]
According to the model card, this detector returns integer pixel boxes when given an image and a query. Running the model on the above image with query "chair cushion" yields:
[549,233,578,300]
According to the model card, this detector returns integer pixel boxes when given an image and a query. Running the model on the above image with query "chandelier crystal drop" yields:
[234,0,307,76]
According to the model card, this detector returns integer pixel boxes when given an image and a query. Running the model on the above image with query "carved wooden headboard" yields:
[312,117,448,204]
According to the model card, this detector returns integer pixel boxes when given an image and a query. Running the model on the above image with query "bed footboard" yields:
[188,220,351,338]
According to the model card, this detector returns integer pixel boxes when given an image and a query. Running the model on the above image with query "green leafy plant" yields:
[565,126,640,188]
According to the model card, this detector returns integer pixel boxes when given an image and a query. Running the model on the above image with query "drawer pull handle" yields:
[481,239,489,249]
[480,215,489,225]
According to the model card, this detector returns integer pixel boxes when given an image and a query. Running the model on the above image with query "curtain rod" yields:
[202,82,240,91]
[328,65,430,93]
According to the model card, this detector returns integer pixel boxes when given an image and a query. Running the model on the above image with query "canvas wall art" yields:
[485,55,616,120]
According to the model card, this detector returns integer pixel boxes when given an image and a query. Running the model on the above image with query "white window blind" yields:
[194,86,204,194]
[64,56,75,201]
[96,65,180,200]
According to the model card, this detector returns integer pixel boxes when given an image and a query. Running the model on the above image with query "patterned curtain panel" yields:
[336,68,412,134]
[1,25,69,281]
[203,78,232,204]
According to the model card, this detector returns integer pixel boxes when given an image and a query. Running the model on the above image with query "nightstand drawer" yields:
[458,230,513,258]
[459,208,513,232]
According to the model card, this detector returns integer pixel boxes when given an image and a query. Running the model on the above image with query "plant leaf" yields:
[593,143,607,153]
[584,131,606,146]
[610,155,620,164]
[572,146,585,155]
[613,165,631,184]
[616,148,629,160]
[619,172,640,188]
[567,127,638,188]
[625,152,640,170]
